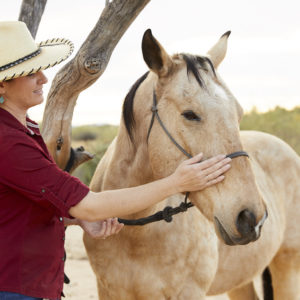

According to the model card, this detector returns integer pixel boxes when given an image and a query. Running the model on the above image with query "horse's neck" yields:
[91,124,164,219]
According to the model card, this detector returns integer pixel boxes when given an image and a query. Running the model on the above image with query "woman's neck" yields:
[0,103,27,127]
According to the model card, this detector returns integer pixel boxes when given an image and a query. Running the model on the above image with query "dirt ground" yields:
[64,226,261,300]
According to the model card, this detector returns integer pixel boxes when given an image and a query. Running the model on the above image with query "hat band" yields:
[0,48,41,72]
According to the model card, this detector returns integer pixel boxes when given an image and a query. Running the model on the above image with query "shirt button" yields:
[41,188,45,193]
[59,217,63,222]
[62,236,65,241]
[62,257,65,261]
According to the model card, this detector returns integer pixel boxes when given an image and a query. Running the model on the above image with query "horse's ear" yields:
[207,31,231,68]
[142,29,172,77]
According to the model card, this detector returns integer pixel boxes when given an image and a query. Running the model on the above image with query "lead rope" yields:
[118,193,193,226]
[118,90,249,226]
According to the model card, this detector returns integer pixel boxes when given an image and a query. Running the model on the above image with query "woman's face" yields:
[0,71,48,110]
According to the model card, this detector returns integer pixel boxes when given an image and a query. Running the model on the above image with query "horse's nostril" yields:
[236,209,256,236]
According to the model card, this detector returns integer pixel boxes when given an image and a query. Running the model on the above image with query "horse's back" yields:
[241,130,300,164]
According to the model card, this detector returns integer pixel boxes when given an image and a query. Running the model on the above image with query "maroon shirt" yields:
[0,108,90,299]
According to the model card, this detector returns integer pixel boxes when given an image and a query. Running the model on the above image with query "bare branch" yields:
[41,0,150,171]
[18,0,47,38]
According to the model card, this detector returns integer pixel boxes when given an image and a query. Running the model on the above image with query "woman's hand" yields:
[170,153,231,193]
[79,217,124,239]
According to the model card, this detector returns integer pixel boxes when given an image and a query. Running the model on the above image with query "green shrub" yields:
[240,106,300,155]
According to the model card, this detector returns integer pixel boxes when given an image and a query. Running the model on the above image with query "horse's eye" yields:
[181,110,201,122]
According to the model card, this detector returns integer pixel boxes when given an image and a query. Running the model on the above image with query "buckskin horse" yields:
[83,29,300,300]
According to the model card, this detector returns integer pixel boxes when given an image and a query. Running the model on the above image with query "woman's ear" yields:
[0,81,5,95]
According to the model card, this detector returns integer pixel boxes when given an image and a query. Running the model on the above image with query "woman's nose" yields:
[37,71,48,84]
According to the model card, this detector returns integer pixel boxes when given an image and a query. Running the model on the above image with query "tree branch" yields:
[18,0,47,38]
[41,0,150,171]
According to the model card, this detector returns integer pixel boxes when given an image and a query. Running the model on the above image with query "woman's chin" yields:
[32,96,44,106]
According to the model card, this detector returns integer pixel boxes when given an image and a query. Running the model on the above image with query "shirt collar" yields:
[0,107,41,136]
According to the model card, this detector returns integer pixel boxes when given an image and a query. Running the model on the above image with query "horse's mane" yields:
[122,71,149,143]
[122,54,215,142]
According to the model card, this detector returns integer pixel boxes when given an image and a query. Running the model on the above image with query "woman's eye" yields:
[181,110,201,121]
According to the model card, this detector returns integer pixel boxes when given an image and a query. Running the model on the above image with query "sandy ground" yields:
[64,226,261,300]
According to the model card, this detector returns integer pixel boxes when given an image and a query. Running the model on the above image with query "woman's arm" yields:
[69,153,231,222]
[64,218,79,226]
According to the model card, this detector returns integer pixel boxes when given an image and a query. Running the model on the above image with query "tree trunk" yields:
[18,0,47,39]
[41,0,150,172]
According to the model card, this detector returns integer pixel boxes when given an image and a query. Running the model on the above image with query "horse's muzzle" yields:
[214,209,268,246]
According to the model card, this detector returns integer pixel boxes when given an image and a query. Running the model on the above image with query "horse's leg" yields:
[269,252,300,300]
[227,282,259,300]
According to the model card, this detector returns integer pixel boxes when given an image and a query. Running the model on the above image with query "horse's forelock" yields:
[181,54,216,88]
[122,71,149,143]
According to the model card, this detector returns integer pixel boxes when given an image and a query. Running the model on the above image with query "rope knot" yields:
[162,206,173,223]
[179,202,189,212]
[151,105,158,112]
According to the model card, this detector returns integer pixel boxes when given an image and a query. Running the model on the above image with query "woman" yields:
[0,21,231,300]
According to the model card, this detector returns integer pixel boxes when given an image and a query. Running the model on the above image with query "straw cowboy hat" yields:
[0,21,74,82]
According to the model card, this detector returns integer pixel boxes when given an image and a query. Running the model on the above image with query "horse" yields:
[83,29,300,299]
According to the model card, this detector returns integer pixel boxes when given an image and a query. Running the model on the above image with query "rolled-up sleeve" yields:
[0,138,90,218]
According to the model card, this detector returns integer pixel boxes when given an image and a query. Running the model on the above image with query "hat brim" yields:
[0,38,74,81]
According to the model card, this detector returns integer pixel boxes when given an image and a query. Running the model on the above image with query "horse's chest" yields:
[89,219,218,299]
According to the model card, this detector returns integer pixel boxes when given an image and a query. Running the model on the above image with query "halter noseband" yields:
[118,90,249,226]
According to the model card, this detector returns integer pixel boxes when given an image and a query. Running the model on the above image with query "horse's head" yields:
[122,29,267,246]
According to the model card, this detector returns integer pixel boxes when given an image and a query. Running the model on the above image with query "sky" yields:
[3,0,300,126]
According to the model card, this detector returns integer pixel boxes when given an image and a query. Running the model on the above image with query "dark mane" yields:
[122,54,215,143]
[122,71,149,143]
